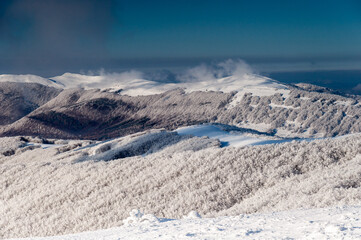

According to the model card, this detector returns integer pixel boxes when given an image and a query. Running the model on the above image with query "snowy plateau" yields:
[0,70,361,239]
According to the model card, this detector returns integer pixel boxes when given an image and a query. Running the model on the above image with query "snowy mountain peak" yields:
[0,72,289,97]
[0,74,62,88]
[50,72,289,96]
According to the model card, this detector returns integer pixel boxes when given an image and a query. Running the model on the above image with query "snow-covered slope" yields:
[50,72,289,97]
[1,81,361,139]
[51,72,172,95]
[0,72,289,104]
[3,70,361,139]
[8,206,361,240]
[175,124,307,147]
[0,82,61,125]
[1,131,361,238]
[0,74,62,88]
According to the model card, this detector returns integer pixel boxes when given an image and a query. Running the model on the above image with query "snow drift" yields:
[8,206,361,240]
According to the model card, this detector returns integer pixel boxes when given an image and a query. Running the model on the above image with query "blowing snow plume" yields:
[177,59,254,83]
[51,59,254,85]
[46,59,276,96]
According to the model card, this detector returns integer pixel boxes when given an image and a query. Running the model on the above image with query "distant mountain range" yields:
[0,73,360,140]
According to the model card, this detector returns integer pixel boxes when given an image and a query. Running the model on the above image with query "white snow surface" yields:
[0,74,61,88]
[0,72,289,97]
[1,131,361,238]
[175,124,299,147]
[51,73,289,97]
[9,206,361,240]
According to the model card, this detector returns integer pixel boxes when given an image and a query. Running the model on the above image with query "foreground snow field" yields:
[1,130,361,238]
[9,206,361,240]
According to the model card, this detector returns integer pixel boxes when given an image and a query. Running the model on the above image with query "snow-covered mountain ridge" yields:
[0,72,360,139]
[0,72,289,97]
[0,74,61,88]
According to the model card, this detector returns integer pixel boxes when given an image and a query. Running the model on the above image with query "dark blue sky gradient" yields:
[1,0,361,75]
[113,0,361,59]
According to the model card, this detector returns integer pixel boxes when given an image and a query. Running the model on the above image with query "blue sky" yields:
[113,0,361,59]
[1,0,361,75]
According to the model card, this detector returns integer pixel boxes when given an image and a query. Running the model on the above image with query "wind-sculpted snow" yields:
[1,131,361,238]
[0,137,26,156]
[175,124,302,147]
[75,129,220,162]
[8,207,361,240]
